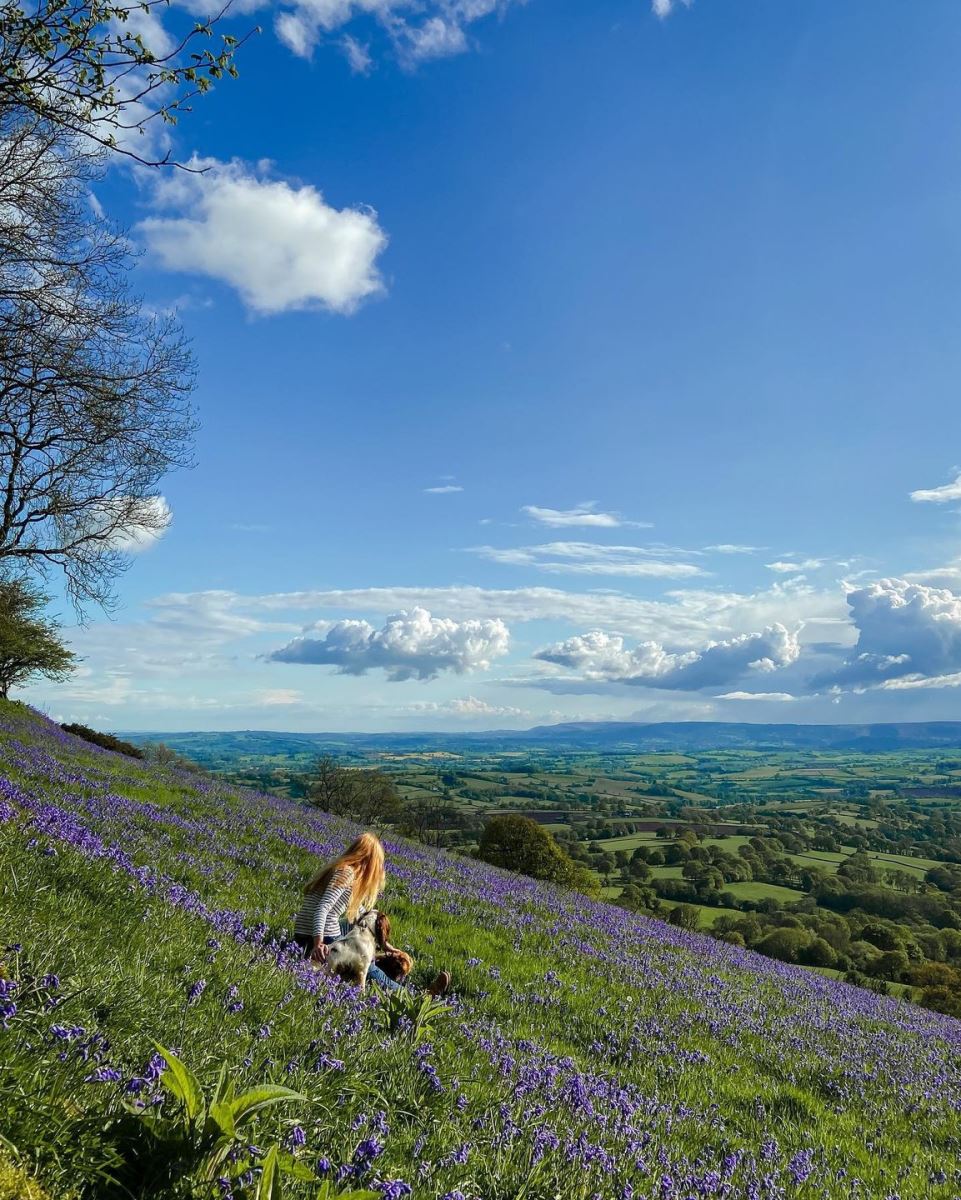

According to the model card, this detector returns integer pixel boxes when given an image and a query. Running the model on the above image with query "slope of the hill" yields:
[1,700,960,1199]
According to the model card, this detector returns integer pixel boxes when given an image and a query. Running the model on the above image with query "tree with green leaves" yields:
[477,814,600,897]
[0,576,75,698]
[0,0,251,166]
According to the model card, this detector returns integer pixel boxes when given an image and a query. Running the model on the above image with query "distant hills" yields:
[516,720,961,750]
[125,720,961,762]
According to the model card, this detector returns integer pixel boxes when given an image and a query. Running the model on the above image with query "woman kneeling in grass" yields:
[293,831,450,996]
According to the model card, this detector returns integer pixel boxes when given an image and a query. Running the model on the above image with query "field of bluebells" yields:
[2,701,961,1199]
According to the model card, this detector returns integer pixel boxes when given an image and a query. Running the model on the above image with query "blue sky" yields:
[25,0,961,731]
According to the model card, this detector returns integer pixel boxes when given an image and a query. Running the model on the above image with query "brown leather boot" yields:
[426,970,451,997]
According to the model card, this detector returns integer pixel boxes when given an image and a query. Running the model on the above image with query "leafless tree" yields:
[0,120,196,612]
[307,756,404,827]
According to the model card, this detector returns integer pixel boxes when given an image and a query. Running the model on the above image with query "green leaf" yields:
[256,1145,280,1200]
[207,1099,235,1139]
[277,1151,317,1182]
[153,1043,204,1123]
[230,1085,305,1127]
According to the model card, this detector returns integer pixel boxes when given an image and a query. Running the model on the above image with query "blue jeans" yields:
[365,961,404,993]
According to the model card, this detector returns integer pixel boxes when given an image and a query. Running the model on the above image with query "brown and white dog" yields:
[374,947,414,983]
[321,910,412,990]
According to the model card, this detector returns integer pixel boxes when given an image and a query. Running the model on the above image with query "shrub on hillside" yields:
[61,723,144,760]
[667,904,701,932]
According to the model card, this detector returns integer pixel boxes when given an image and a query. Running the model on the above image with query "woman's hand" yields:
[311,941,330,964]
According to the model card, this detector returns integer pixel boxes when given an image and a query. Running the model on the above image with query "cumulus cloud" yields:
[534,624,800,692]
[140,157,387,315]
[521,503,650,529]
[814,578,961,690]
[471,541,704,578]
[210,577,847,647]
[910,472,961,504]
[269,606,510,680]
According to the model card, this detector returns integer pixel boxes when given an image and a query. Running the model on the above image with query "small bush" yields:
[61,723,144,759]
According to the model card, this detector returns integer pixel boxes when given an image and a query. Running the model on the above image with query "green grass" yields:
[723,881,805,903]
[2,701,961,1200]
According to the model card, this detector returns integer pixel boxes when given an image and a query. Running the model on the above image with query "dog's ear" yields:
[374,911,391,949]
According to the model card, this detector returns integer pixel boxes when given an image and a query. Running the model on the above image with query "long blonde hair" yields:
[304,832,386,920]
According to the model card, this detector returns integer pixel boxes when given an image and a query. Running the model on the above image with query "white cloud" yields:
[398,15,468,61]
[706,544,761,555]
[229,577,848,646]
[471,541,704,578]
[275,11,318,55]
[767,559,825,574]
[424,484,463,494]
[534,624,800,693]
[403,695,529,719]
[260,688,305,706]
[909,472,961,504]
[341,34,373,72]
[814,578,961,690]
[718,691,796,702]
[521,503,650,529]
[652,0,692,16]
[269,606,510,680]
[91,495,171,554]
[115,6,176,57]
[878,672,961,692]
[269,0,513,65]
[140,157,387,315]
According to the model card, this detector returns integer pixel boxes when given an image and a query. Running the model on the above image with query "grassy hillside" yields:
[1,701,960,1199]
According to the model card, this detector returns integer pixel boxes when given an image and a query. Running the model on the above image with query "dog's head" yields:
[375,949,413,982]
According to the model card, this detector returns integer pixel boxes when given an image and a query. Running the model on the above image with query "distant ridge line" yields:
[124,720,961,752]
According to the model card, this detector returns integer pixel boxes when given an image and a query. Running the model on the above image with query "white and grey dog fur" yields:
[320,910,393,990]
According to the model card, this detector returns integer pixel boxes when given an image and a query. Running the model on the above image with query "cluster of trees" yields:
[0,0,247,697]
[708,910,961,1017]
[608,823,961,1016]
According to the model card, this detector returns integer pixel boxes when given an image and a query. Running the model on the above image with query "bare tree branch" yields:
[0,119,196,614]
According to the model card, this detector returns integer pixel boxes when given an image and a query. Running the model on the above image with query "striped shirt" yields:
[294,866,355,940]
